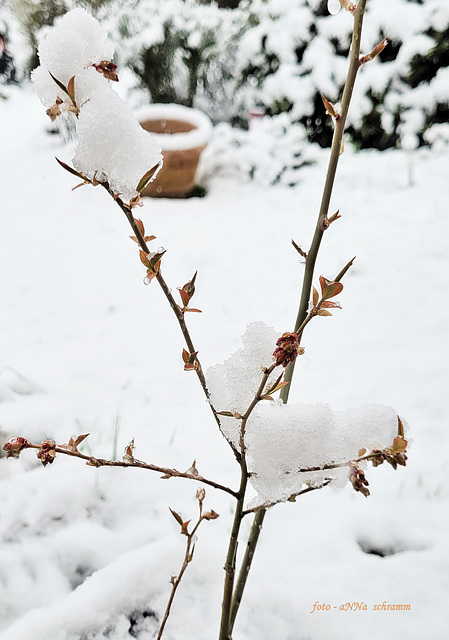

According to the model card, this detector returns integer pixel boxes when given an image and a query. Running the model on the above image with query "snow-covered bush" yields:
[11,0,449,149]
[200,113,317,187]
[104,0,246,122]
[234,0,449,149]
[11,0,111,70]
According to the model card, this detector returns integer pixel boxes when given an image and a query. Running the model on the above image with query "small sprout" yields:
[291,239,308,260]
[136,162,162,193]
[334,256,356,283]
[397,415,405,438]
[196,487,206,504]
[86,457,101,467]
[328,210,341,225]
[37,440,56,466]
[2,436,29,459]
[216,410,235,417]
[186,460,199,476]
[169,507,184,527]
[319,276,344,300]
[129,195,143,209]
[129,218,156,244]
[140,248,165,282]
[181,520,191,536]
[203,510,219,521]
[339,0,357,14]
[348,461,370,497]
[178,272,201,313]
[273,332,301,367]
[123,439,135,464]
[321,94,340,120]
[182,349,199,372]
[262,372,290,401]
[60,433,89,453]
[369,436,408,470]
[360,38,388,66]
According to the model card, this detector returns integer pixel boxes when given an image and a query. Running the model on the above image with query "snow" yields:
[32,9,162,203]
[1,24,449,640]
[135,103,213,151]
[245,401,399,505]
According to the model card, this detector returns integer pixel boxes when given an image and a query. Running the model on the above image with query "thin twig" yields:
[218,361,277,640]
[156,512,204,640]
[280,0,367,405]
[23,442,239,499]
[101,183,241,462]
[241,480,332,516]
[229,508,266,631]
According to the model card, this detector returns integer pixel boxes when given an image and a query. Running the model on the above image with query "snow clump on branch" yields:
[207,322,400,507]
[32,8,162,203]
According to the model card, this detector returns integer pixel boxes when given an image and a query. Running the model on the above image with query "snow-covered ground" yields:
[1,84,448,639]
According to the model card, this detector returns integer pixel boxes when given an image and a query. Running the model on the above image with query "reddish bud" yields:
[196,487,206,503]
[3,436,29,459]
[348,462,370,497]
[92,60,119,82]
[37,440,56,466]
[273,332,301,367]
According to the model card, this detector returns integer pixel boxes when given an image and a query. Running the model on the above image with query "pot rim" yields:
[135,103,213,151]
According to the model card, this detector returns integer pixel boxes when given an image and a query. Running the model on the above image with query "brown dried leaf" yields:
[136,162,161,193]
[203,510,219,520]
[181,520,191,536]
[390,436,407,454]
[67,75,76,104]
[179,288,190,307]
[321,93,339,119]
[55,157,91,182]
[48,71,69,97]
[139,250,151,268]
[169,508,183,527]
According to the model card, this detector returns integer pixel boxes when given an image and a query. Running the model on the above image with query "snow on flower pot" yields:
[136,103,213,198]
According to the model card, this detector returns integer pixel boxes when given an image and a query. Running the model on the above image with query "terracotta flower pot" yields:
[136,104,213,198]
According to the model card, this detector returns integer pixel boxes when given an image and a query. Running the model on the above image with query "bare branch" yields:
[12,441,240,499]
